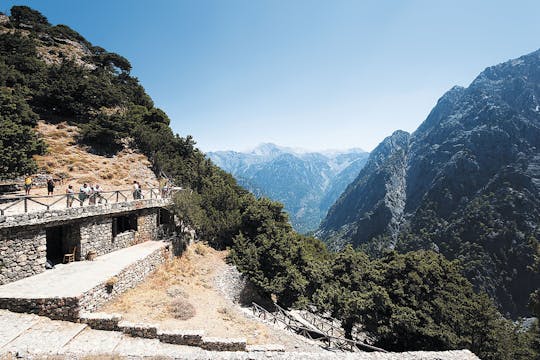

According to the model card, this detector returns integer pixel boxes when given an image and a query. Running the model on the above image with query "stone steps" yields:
[0,309,481,359]
[80,311,252,351]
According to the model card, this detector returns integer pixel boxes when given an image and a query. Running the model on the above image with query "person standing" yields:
[93,184,103,204]
[66,185,75,207]
[24,175,32,195]
[133,181,141,200]
[47,178,55,196]
[79,183,91,206]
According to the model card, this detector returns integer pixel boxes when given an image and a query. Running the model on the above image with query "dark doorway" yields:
[112,214,138,237]
[46,224,80,265]
[46,226,65,264]
[159,209,175,236]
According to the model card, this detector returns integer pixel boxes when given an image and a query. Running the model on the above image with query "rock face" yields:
[208,144,369,233]
[318,49,540,317]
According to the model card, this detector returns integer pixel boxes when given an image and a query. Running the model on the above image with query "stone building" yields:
[0,199,174,285]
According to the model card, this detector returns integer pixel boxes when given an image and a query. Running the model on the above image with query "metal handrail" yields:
[0,187,176,216]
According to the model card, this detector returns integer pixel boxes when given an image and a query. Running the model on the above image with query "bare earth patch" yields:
[100,243,323,351]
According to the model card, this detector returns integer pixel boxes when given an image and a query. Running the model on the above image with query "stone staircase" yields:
[0,309,481,359]
[79,311,253,351]
[0,309,284,357]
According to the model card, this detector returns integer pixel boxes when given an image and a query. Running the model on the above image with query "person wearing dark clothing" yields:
[47,178,55,196]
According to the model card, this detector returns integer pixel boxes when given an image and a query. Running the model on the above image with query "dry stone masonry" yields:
[0,228,46,284]
[0,198,170,285]
[0,241,172,320]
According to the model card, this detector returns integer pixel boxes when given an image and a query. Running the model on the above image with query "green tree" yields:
[0,89,45,178]
[230,198,311,307]
[372,251,480,351]
[313,245,386,339]
[9,6,50,29]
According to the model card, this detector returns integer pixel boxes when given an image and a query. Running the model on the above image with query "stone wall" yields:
[79,217,112,258]
[78,242,171,314]
[113,230,135,250]
[0,227,46,285]
[134,209,158,244]
[0,199,167,285]
[78,209,159,259]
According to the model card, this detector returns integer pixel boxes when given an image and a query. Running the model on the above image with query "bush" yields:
[169,298,196,320]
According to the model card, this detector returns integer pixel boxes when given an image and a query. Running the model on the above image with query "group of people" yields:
[66,183,104,207]
[23,175,167,208]
[24,175,56,196]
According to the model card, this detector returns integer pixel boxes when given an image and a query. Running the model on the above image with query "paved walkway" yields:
[0,241,167,299]
[0,309,480,359]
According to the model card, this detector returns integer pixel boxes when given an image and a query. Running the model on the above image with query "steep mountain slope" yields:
[318,50,540,317]
[208,144,369,233]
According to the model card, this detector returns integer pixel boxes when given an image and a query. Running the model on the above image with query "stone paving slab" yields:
[60,328,123,355]
[113,336,206,357]
[0,311,40,348]
[0,240,167,298]
[2,317,87,354]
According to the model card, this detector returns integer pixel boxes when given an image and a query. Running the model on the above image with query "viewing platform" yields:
[0,188,175,228]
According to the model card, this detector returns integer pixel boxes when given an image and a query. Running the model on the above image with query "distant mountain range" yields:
[208,144,369,233]
[317,49,540,318]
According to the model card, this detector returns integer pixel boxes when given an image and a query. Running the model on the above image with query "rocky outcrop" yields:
[318,49,540,317]
[317,131,410,249]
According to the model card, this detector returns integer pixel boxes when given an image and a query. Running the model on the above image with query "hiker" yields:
[88,185,96,205]
[66,185,75,207]
[24,174,32,195]
[133,181,141,200]
[93,184,103,204]
[79,183,91,206]
[47,178,55,196]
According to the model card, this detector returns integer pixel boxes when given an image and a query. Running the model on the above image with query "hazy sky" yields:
[3,1,540,152]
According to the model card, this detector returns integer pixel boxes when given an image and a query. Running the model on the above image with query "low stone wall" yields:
[202,337,247,351]
[79,312,122,331]
[78,243,171,314]
[0,296,80,321]
[118,320,159,339]
[81,313,247,351]
[157,329,204,346]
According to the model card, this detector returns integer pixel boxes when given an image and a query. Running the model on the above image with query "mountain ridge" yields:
[208,143,369,233]
[318,49,540,317]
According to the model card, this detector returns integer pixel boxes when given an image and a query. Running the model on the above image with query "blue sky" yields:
[3,1,540,152]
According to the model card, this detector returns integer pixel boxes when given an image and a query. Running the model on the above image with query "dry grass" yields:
[100,243,278,345]
[30,121,158,192]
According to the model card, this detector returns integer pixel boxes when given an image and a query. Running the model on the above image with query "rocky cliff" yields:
[318,49,540,317]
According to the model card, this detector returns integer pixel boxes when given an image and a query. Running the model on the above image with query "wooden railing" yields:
[0,187,177,216]
[251,302,387,353]
[297,309,345,338]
